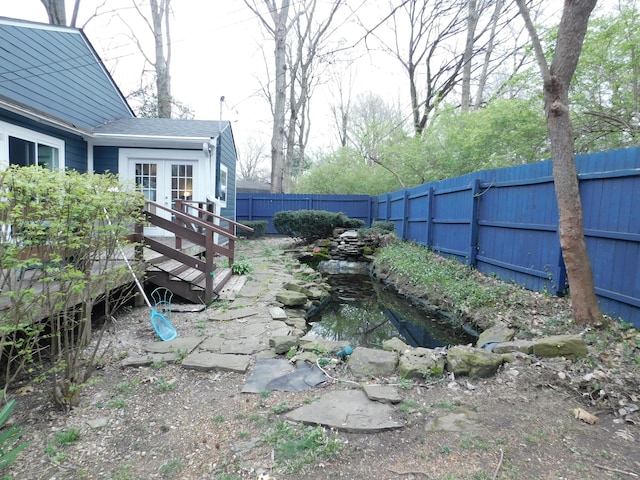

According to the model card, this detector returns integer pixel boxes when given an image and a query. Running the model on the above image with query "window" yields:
[135,162,157,201]
[9,136,60,170]
[1,122,65,170]
[218,165,228,205]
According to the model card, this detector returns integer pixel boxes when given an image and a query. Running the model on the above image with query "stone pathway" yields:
[121,238,405,433]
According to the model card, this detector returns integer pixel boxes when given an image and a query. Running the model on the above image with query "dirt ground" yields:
[3,237,640,480]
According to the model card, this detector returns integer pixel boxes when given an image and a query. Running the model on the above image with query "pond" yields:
[307,273,478,349]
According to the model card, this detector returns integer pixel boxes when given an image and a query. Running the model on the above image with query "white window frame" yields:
[218,164,228,208]
[0,121,65,170]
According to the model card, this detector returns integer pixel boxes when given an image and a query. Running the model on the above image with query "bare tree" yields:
[237,137,270,183]
[39,0,83,27]
[516,0,601,324]
[329,69,356,147]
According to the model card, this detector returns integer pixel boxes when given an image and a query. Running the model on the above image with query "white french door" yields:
[132,159,197,236]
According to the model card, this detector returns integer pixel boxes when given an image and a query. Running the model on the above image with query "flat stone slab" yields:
[242,359,327,393]
[425,410,478,433]
[209,307,260,321]
[285,389,403,433]
[181,352,251,373]
[143,336,204,354]
[269,306,288,320]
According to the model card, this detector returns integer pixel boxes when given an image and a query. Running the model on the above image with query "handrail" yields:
[139,200,244,302]
[177,200,254,233]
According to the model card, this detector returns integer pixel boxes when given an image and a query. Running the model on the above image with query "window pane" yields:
[9,136,35,167]
[135,162,157,201]
[38,144,59,170]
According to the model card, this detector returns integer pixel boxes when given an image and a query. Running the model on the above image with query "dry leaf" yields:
[16,385,34,395]
[573,408,599,424]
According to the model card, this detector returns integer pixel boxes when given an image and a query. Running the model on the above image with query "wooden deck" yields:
[0,200,253,325]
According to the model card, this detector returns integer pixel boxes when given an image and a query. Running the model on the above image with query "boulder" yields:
[493,340,534,354]
[269,336,299,355]
[532,335,587,359]
[399,347,446,379]
[477,322,515,348]
[348,347,398,378]
[382,337,409,354]
[446,345,506,378]
[275,290,307,306]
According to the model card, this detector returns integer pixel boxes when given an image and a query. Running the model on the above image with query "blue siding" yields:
[219,127,237,221]
[0,19,133,130]
[93,146,119,174]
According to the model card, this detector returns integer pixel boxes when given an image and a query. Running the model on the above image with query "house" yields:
[0,16,236,226]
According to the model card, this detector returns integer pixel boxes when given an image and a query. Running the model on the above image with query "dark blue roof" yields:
[0,17,134,130]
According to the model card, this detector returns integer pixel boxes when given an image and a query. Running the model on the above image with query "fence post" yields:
[426,186,434,248]
[468,179,481,267]
[386,193,392,222]
[402,189,410,240]
[248,196,253,221]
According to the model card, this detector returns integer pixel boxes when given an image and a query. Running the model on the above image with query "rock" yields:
[181,352,251,373]
[532,335,587,359]
[477,322,515,348]
[446,345,506,378]
[493,340,535,354]
[398,347,446,379]
[363,384,402,404]
[348,347,398,378]
[269,336,299,355]
[382,337,409,354]
[275,290,307,306]
[268,307,288,320]
[283,282,314,297]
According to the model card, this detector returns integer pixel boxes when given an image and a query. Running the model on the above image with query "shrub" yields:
[0,400,28,469]
[237,220,268,238]
[273,210,363,243]
[360,221,396,236]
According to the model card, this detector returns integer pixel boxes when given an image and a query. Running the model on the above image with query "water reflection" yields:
[308,274,477,349]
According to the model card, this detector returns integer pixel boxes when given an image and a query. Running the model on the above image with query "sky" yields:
[0,0,399,155]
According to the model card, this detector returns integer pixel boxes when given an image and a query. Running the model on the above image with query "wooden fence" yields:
[236,146,640,327]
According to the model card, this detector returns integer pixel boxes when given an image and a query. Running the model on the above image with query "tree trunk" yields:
[150,0,172,118]
[40,0,67,25]
[461,0,478,111]
[517,0,601,324]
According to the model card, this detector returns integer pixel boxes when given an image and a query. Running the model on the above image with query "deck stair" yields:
[139,200,252,304]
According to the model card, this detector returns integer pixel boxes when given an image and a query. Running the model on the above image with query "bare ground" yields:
[4,237,640,480]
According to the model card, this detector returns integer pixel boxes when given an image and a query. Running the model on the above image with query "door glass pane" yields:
[135,163,157,202]
[171,164,193,209]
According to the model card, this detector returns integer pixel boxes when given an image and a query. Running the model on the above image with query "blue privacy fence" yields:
[237,146,640,327]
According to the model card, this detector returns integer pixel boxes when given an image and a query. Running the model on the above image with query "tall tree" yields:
[39,0,82,26]
[516,0,601,324]
[244,0,294,193]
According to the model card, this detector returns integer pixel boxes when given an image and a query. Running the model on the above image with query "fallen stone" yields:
[283,282,314,297]
[269,335,299,355]
[382,337,409,354]
[532,335,587,359]
[86,418,109,429]
[425,410,478,433]
[399,347,445,379]
[269,306,288,320]
[121,352,181,368]
[285,389,403,433]
[363,384,402,404]
[181,352,250,373]
[493,340,535,354]
[348,347,398,378]
[446,345,505,378]
[275,290,307,306]
[299,336,349,355]
[477,322,515,348]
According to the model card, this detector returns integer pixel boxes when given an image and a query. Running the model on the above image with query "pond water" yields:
[308,273,478,349]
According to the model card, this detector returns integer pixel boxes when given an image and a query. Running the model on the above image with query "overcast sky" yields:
[0,0,400,153]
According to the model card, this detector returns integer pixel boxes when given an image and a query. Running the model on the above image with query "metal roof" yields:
[0,17,134,131]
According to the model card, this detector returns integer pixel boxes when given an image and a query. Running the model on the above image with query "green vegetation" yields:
[236,220,268,238]
[0,166,144,406]
[231,261,253,275]
[273,210,364,243]
[262,421,342,473]
[0,400,28,469]
[375,240,514,319]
